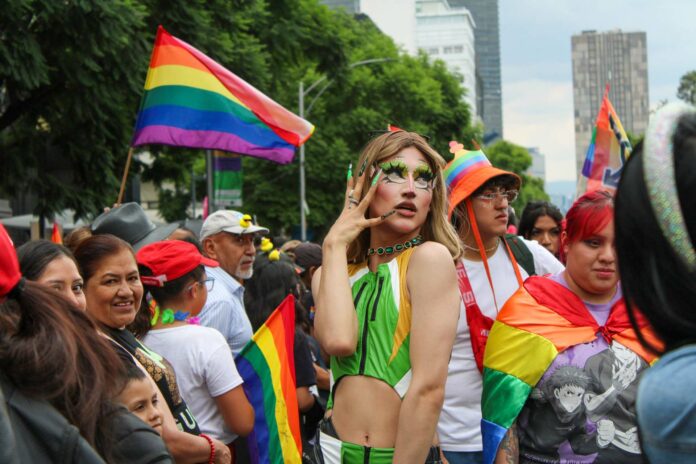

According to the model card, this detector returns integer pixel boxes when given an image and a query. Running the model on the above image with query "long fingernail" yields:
[346,162,353,181]
[381,210,396,220]
[371,169,382,186]
[358,159,368,177]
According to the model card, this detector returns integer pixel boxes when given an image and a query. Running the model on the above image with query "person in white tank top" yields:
[438,143,563,464]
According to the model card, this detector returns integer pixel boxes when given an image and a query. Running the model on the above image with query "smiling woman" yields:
[82,246,143,329]
[74,235,232,464]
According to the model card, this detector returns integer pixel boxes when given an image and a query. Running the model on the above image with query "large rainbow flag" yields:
[577,88,631,195]
[480,277,660,464]
[131,26,314,164]
[235,295,302,464]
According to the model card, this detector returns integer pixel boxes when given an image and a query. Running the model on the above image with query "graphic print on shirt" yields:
[518,340,647,464]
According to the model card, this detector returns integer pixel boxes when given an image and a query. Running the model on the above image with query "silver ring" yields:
[348,197,359,206]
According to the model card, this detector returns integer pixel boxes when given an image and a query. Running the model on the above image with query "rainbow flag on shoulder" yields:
[131,26,314,164]
[480,277,660,464]
[235,295,302,464]
[577,87,631,195]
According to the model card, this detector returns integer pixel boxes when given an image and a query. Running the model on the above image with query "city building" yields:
[415,1,477,115]
[450,0,503,141]
[320,0,480,122]
[527,146,546,184]
[571,29,649,175]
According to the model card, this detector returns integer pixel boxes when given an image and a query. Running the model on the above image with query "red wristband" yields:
[200,433,215,464]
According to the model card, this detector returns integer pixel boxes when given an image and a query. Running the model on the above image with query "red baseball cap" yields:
[136,240,218,287]
[0,225,21,297]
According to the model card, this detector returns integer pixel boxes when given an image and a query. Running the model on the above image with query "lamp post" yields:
[298,58,394,241]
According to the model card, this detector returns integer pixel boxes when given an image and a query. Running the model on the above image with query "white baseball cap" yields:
[200,210,269,240]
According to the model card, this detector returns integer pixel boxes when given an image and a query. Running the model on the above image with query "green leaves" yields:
[1,0,483,233]
[677,70,696,105]
[486,140,549,213]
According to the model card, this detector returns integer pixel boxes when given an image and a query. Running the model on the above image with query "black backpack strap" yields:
[503,234,536,276]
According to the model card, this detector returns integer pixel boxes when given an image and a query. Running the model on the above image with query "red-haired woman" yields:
[480,190,661,464]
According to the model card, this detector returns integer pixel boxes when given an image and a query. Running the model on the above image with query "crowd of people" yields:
[1,102,695,464]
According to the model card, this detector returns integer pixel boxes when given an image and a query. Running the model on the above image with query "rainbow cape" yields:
[235,295,302,463]
[131,26,314,164]
[480,277,660,464]
[577,88,632,195]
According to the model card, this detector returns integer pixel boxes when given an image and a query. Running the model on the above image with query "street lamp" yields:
[298,58,394,241]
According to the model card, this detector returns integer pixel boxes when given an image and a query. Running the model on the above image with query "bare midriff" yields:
[330,376,401,447]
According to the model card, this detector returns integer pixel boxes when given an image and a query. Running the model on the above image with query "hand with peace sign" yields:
[323,160,396,251]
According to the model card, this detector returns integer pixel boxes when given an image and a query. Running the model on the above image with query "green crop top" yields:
[328,248,415,408]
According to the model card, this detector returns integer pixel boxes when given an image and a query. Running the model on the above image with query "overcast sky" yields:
[499,0,696,182]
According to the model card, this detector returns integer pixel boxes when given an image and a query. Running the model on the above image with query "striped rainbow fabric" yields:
[235,295,302,464]
[480,277,660,464]
[577,88,631,194]
[443,141,491,191]
[131,26,314,164]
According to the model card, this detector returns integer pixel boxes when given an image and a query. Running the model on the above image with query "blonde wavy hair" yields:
[347,131,462,262]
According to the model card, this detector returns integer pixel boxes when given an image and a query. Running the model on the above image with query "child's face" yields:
[118,378,163,435]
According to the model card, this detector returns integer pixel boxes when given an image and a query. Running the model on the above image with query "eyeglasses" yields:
[187,277,215,293]
[475,189,519,203]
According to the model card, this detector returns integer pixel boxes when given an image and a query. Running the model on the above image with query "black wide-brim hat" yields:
[91,202,179,251]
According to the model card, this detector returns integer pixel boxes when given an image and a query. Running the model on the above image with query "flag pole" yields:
[117,147,135,205]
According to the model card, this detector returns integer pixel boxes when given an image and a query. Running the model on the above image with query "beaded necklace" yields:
[367,235,424,256]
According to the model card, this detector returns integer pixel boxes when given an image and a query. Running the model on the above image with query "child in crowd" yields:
[115,364,164,436]
[135,240,254,449]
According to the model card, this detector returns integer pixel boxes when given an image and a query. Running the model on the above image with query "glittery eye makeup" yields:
[378,160,434,190]
[379,160,409,183]
[413,165,434,189]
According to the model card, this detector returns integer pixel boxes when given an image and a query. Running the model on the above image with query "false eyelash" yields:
[413,165,434,180]
[379,160,409,177]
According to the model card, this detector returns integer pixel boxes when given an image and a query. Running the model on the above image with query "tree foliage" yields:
[677,70,696,104]
[1,0,483,235]
[485,140,548,214]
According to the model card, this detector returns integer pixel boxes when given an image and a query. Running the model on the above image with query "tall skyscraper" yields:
[527,147,546,184]
[320,1,479,120]
[415,1,477,115]
[450,0,503,141]
[571,29,649,176]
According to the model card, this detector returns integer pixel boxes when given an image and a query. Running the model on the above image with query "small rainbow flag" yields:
[131,26,314,164]
[480,277,660,464]
[577,87,632,195]
[235,295,302,464]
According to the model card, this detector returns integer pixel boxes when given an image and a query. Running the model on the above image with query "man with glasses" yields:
[436,144,563,464]
[199,210,269,356]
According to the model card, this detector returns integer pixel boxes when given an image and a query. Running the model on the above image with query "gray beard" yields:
[234,264,254,280]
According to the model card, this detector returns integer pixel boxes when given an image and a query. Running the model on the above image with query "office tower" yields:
[415,1,477,115]
[527,147,546,183]
[571,29,649,176]
[321,0,478,121]
[451,0,503,141]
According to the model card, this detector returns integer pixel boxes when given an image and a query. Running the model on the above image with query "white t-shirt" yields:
[143,324,244,444]
[437,237,564,452]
